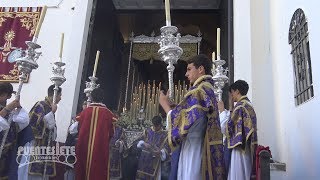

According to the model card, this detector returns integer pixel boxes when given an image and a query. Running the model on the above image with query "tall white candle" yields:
[34,6,47,38]
[93,50,100,77]
[165,0,171,26]
[59,33,64,60]
[217,28,221,59]
[212,51,215,61]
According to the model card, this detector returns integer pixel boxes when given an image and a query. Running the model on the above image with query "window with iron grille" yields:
[288,8,314,106]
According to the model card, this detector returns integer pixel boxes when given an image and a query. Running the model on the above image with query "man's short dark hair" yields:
[151,116,163,126]
[48,84,62,97]
[0,82,13,96]
[91,88,104,103]
[229,80,249,96]
[187,54,213,75]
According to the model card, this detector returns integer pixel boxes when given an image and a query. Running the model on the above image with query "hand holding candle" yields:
[217,28,221,59]
[34,6,47,39]
[165,0,171,26]
[93,50,100,77]
[59,33,64,60]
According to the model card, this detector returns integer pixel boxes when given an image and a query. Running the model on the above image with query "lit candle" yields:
[59,33,64,60]
[133,100,136,119]
[142,84,146,107]
[217,28,221,59]
[165,0,171,26]
[92,50,100,77]
[212,51,215,61]
[130,102,133,118]
[138,85,142,107]
[156,85,160,114]
[175,85,178,104]
[34,6,47,39]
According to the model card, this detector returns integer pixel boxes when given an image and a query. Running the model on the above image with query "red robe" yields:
[75,103,115,180]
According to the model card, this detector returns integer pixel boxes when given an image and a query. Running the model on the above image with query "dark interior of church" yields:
[77,0,233,113]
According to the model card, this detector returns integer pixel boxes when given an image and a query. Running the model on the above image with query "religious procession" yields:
[3,0,309,179]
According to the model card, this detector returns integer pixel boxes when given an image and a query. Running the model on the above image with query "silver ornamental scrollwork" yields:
[158,26,183,100]
[131,33,201,44]
[123,130,144,149]
[84,76,100,104]
[50,61,66,87]
[212,58,229,101]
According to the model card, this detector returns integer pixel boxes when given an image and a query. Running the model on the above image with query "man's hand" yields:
[6,99,20,111]
[159,90,171,113]
[159,90,169,105]
[152,150,161,157]
[143,142,151,150]
[228,93,234,111]
[217,101,225,113]
[115,140,121,148]
[51,103,58,113]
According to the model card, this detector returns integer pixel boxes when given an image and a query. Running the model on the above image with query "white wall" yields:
[234,0,279,165]
[233,0,253,99]
[268,0,320,179]
[250,0,279,164]
[0,0,93,142]
[236,0,320,179]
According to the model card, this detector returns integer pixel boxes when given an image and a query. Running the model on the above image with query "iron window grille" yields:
[288,8,314,106]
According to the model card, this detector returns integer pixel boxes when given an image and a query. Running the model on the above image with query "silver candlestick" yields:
[212,56,229,101]
[43,60,66,178]
[15,41,41,98]
[0,40,41,158]
[158,26,183,100]
[50,61,66,94]
[84,76,100,104]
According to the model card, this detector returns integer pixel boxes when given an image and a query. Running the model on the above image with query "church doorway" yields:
[77,0,234,114]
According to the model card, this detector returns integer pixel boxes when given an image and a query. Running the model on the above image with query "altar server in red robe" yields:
[75,88,116,180]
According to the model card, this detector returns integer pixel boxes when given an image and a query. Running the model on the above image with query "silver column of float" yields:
[0,40,41,158]
[158,26,183,101]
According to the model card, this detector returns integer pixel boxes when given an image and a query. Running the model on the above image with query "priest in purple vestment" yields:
[218,80,258,180]
[28,85,62,179]
[136,115,168,180]
[159,54,226,180]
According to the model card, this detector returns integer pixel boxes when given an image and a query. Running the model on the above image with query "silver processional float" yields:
[0,6,47,158]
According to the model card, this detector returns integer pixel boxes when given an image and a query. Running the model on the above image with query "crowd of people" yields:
[0,54,258,180]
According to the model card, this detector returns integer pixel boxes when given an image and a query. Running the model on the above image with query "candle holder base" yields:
[212,58,229,101]
[50,61,66,87]
[84,76,100,103]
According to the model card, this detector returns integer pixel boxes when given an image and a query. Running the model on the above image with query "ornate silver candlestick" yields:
[212,57,229,101]
[50,61,66,102]
[43,60,66,178]
[158,26,183,100]
[84,76,100,104]
[0,40,41,158]
[15,41,41,98]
